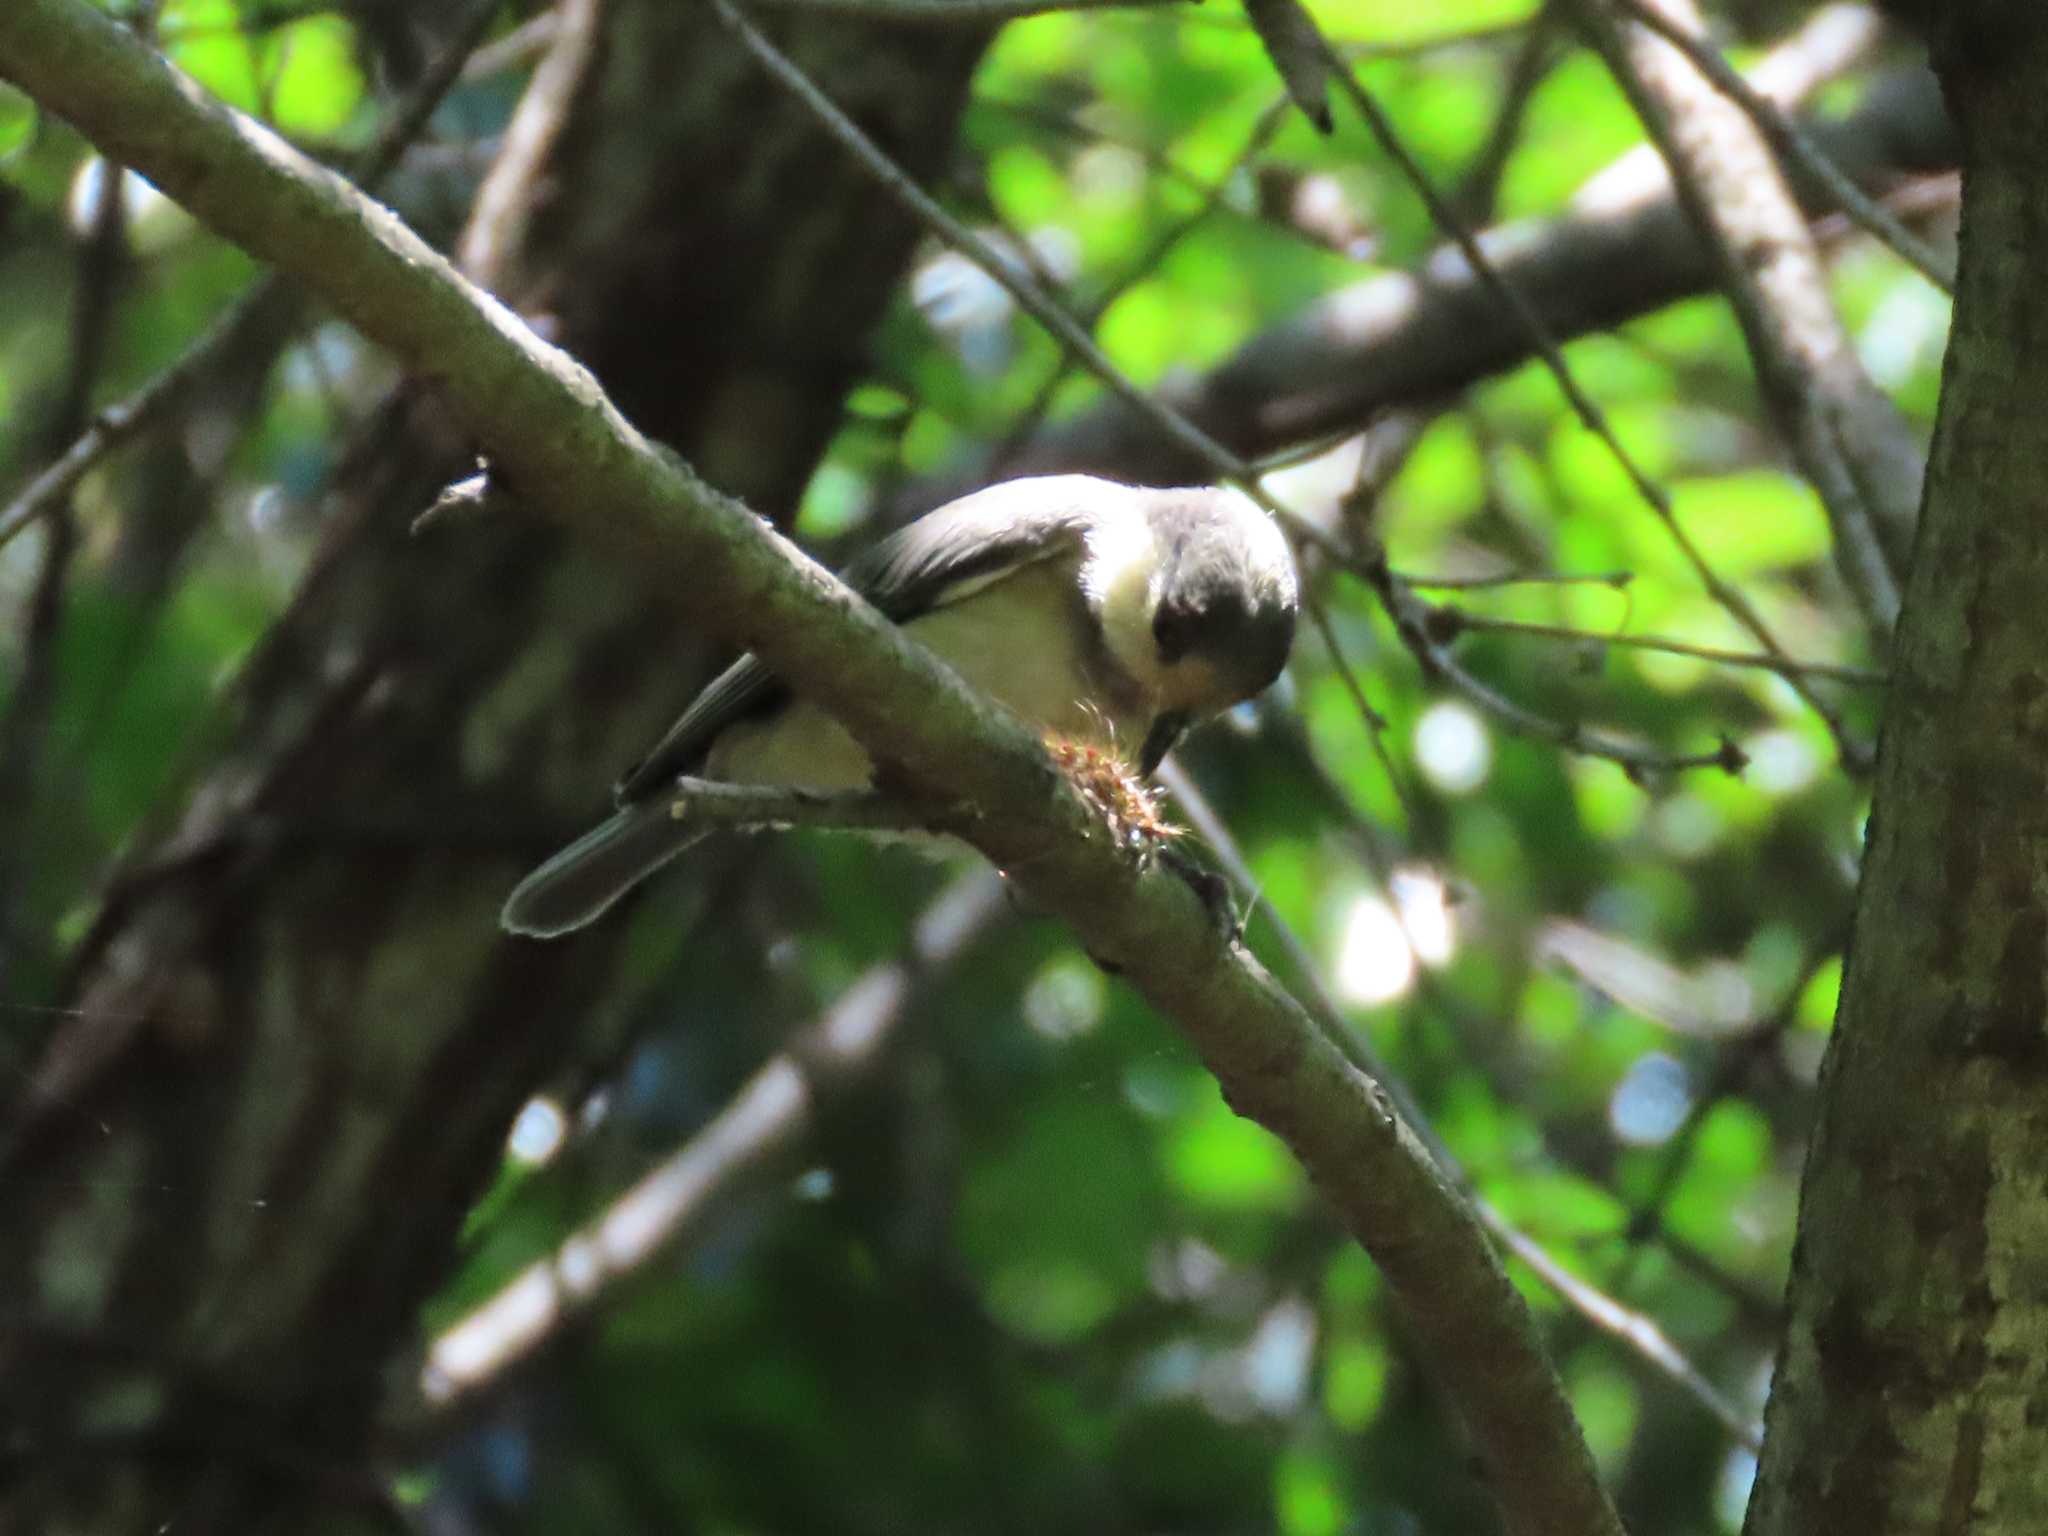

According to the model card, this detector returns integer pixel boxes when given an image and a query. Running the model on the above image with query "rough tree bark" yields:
[1745,9,2048,1532]
[0,8,988,1530]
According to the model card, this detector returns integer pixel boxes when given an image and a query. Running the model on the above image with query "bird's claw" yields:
[1160,843,1246,945]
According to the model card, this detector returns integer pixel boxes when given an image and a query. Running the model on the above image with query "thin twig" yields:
[1244,424,1379,477]
[1476,1202,1762,1448]
[1161,761,1763,1449]
[1450,0,1562,220]
[456,0,603,289]
[1304,597,1427,824]
[0,0,504,554]
[0,53,133,988]
[1363,550,1749,776]
[663,776,946,837]
[462,11,560,80]
[419,870,1008,1409]
[1441,610,1885,686]
[1613,0,1952,292]
[1294,435,1433,828]
[741,0,1186,20]
[1397,567,1634,591]
[1429,645,1746,778]
[986,97,1292,478]
[1304,25,1869,769]
[1570,0,1918,643]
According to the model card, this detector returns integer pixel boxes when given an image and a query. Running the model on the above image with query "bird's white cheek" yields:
[1083,520,1165,689]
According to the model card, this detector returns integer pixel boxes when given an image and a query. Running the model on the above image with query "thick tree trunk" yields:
[0,9,986,1530]
[1744,13,2048,1533]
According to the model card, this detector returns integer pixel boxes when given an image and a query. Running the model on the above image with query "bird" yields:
[500,473,1298,938]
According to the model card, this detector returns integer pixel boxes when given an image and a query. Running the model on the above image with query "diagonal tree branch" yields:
[1163,761,1766,1449]
[455,0,604,291]
[1303,20,1863,759]
[0,0,504,555]
[0,84,129,992]
[975,66,1952,491]
[718,0,1860,781]
[708,0,1248,488]
[1572,0,1921,638]
[0,5,1623,1534]
[1614,0,1952,292]
[417,867,1009,1412]
[744,0,1186,18]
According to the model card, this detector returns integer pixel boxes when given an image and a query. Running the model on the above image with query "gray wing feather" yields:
[613,653,783,804]
[614,476,1108,803]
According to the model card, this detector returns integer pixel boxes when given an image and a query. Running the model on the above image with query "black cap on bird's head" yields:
[1143,489,1299,711]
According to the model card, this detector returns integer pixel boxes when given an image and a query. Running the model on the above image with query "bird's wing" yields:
[614,477,1111,803]
[613,652,787,803]
[839,476,1100,620]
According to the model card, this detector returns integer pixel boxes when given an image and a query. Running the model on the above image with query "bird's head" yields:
[1144,488,1299,718]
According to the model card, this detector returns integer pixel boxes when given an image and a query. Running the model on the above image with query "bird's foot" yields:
[1159,842,1247,945]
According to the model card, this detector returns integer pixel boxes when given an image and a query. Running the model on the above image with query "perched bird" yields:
[501,474,1298,937]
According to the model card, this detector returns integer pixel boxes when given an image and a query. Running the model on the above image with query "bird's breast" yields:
[908,553,1157,755]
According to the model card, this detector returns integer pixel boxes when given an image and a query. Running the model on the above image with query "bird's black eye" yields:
[1152,601,1201,663]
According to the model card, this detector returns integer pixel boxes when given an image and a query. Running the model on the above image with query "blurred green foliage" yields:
[0,0,1948,1531]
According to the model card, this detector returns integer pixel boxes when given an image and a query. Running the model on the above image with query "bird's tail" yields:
[500,799,708,938]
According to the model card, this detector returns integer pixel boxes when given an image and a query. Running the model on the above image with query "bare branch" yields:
[1615,0,1952,291]
[1161,762,1763,1450]
[1440,609,1887,686]
[456,0,604,290]
[742,0,1185,20]
[663,776,947,837]
[0,0,503,554]
[708,0,1246,489]
[1302,22,1867,761]
[0,7,1625,1532]
[1572,0,1920,645]
[420,870,1008,1410]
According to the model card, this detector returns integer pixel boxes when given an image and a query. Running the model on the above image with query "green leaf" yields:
[1275,1444,1350,1536]
[1670,471,1832,577]
[265,16,367,137]
[1165,1078,1307,1210]
[958,1099,1158,1341]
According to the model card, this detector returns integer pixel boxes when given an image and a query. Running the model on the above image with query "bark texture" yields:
[0,8,987,1530]
[1744,15,2048,1534]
